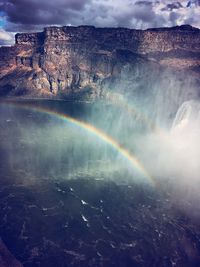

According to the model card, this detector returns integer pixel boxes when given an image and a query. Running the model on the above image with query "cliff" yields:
[0,238,23,267]
[0,25,200,99]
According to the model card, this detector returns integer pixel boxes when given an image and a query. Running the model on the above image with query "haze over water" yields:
[0,96,200,266]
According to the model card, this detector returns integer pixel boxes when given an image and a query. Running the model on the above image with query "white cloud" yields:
[152,1,200,28]
[0,28,15,45]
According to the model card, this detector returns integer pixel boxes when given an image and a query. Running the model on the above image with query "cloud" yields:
[162,2,183,11]
[0,0,90,31]
[0,28,14,45]
[153,1,200,28]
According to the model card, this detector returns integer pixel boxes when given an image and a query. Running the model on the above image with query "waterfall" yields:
[171,100,200,132]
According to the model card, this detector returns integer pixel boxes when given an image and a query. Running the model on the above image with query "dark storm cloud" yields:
[133,1,154,22]
[0,0,90,31]
[161,2,183,11]
[134,1,153,6]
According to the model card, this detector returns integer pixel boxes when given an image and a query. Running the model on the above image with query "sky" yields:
[0,0,200,45]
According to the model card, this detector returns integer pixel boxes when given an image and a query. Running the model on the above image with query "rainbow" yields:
[0,100,155,185]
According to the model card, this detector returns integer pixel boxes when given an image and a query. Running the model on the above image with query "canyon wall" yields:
[0,25,200,99]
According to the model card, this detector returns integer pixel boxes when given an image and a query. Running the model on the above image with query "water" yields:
[0,100,150,183]
[0,99,200,267]
[172,100,200,132]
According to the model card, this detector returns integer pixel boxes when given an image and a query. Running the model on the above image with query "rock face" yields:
[0,238,23,267]
[0,25,200,99]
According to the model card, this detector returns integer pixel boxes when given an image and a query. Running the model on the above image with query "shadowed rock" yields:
[0,238,23,267]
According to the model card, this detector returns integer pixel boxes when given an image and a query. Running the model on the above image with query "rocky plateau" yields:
[0,24,200,100]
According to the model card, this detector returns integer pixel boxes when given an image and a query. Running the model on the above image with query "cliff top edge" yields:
[15,24,200,37]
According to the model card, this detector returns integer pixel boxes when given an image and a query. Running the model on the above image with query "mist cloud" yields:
[136,100,200,217]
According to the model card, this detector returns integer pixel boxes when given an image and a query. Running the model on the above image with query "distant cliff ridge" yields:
[0,25,200,99]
